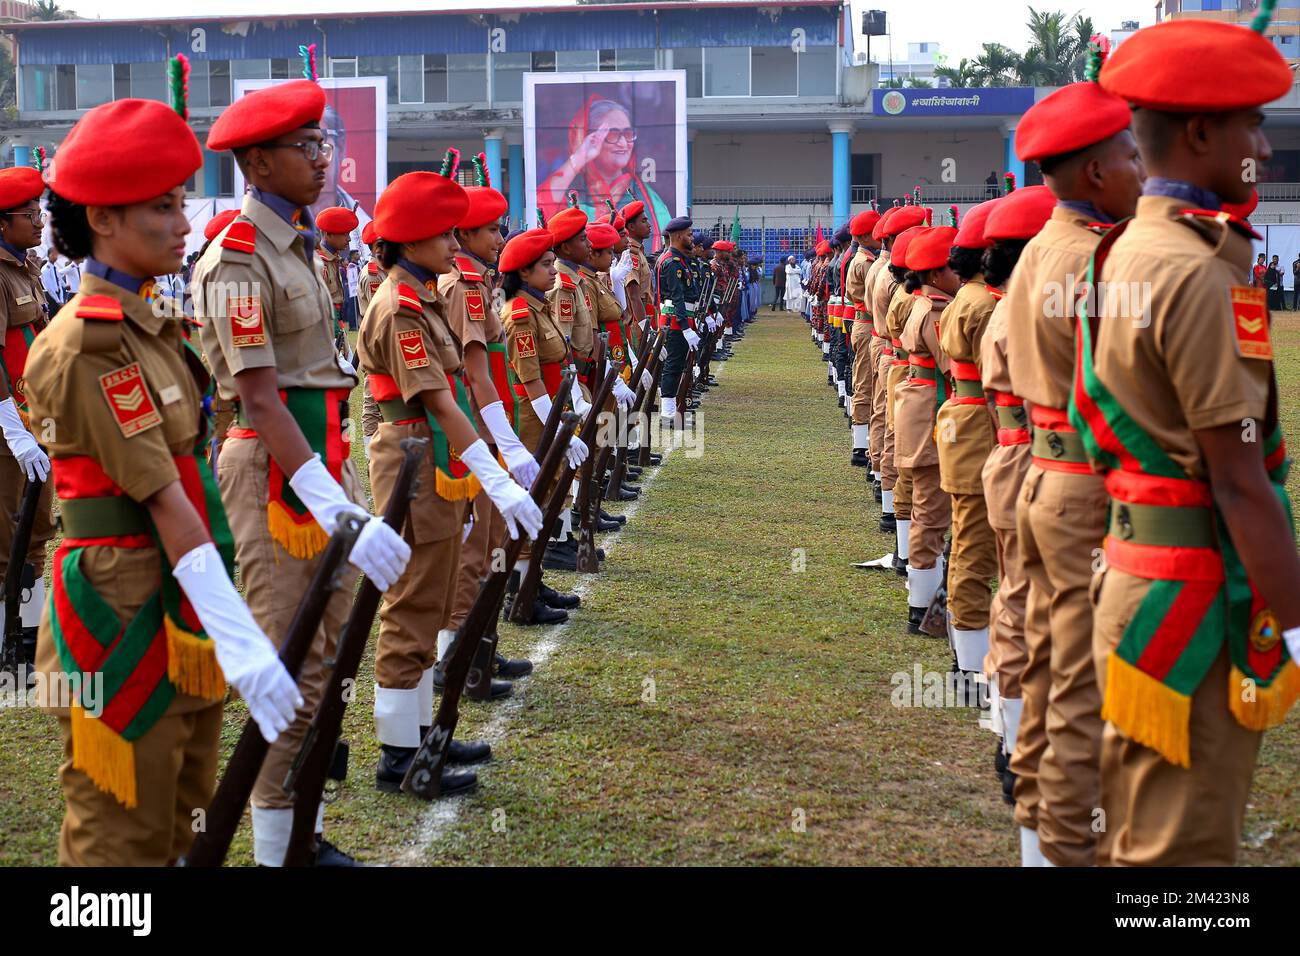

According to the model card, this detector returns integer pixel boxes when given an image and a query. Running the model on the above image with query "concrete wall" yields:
[854,129,1005,200]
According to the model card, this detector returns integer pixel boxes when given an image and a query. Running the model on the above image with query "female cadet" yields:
[27,97,299,865]
[358,171,545,796]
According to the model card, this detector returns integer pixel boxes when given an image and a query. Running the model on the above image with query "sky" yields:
[48,0,1159,66]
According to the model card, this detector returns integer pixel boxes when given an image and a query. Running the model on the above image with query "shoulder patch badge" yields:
[464,288,486,322]
[397,328,430,369]
[99,362,162,438]
[559,298,574,319]
[229,295,266,347]
[220,221,257,255]
[74,295,124,322]
[1229,286,1272,361]
[396,283,424,316]
[514,330,537,359]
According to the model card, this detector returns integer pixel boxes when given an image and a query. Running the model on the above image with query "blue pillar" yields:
[1003,128,1025,192]
[508,143,524,230]
[686,135,693,215]
[483,133,503,202]
[12,145,31,169]
[203,149,221,198]
[830,123,853,226]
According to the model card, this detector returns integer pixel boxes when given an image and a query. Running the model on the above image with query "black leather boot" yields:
[539,581,580,609]
[495,653,533,679]
[850,448,869,467]
[873,478,883,503]
[907,605,927,635]
[504,571,569,624]
[879,512,896,534]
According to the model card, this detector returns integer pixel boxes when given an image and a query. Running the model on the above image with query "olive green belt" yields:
[954,379,984,400]
[379,398,422,423]
[997,405,1028,430]
[908,365,937,381]
[1031,426,1088,464]
[61,496,148,538]
[1108,499,1215,549]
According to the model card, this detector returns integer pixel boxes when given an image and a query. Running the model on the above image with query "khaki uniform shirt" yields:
[873,262,899,338]
[357,263,468,543]
[979,296,1030,530]
[584,265,626,366]
[896,287,950,469]
[863,253,888,323]
[1093,195,1271,481]
[506,287,570,388]
[936,276,998,494]
[0,245,47,453]
[438,254,501,435]
[358,259,385,317]
[194,193,356,401]
[316,244,346,309]
[845,249,874,318]
[27,276,212,716]
[549,260,592,356]
[1005,206,1105,411]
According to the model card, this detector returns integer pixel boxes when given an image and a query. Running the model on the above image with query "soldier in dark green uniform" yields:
[656,216,699,427]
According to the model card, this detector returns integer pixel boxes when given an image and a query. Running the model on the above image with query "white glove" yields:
[612,377,636,409]
[683,328,701,350]
[1286,626,1300,663]
[289,455,410,590]
[480,400,540,489]
[627,349,639,373]
[610,251,632,309]
[0,397,48,482]
[566,434,589,470]
[641,369,654,391]
[173,542,302,743]
[460,438,543,540]
[692,365,702,379]
[529,393,554,429]
[570,378,591,418]
[659,347,668,362]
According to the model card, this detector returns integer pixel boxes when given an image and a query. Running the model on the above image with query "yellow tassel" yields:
[266,500,329,559]
[70,703,137,809]
[434,469,482,502]
[1228,659,1300,731]
[165,617,228,702]
[1100,652,1192,768]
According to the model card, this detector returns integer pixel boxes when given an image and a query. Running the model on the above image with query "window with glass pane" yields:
[448,53,486,101]
[219,155,234,196]
[113,63,130,101]
[232,59,270,81]
[75,64,112,109]
[557,50,597,72]
[599,49,616,71]
[670,48,703,97]
[398,55,423,103]
[424,54,448,102]
[493,51,530,102]
[330,58,357,78]
[359,55,399,103]
[616,49,654,71]
[703,47,749,96]
[209,60,231,107]
[798,46,837,96]
[130,61,166,101]
[56,64,76,110]
[532,51,556,72]
[751,46,797,95]
[271,58,291,80]
[19,64,54,110]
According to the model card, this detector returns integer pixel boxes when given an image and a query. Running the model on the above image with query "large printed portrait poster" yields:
[525,71,686,254]
[232,77,388,228]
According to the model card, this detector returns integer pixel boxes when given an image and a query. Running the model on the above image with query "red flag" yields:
[815,221,824,245]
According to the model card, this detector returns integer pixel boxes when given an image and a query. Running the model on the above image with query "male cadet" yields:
[1083,17,1300,865]
[656,216,700,427]
[829,227,854,409]
[196,79,412,867]
[357,220,385,451]
[865,209,898,497]
[0,167,53,666]
[1003,58,1144,867]
[316,205,356,340]
[846,210,881,467]
[620,200,655,347]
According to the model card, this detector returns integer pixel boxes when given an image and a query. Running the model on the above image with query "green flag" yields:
[731,206,741,243]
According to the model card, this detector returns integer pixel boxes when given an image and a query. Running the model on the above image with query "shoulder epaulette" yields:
[1178,208,1262,241]
[395,283,424,315]
[455,256,483,283]
[220,220,257,255]
[367,260,379,275]
[74,294,125,321]
[929,293,951,304]
[558,272,576,291]
[509,295,532,321]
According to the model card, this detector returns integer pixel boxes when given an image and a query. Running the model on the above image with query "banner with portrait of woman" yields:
[524,70,687,254]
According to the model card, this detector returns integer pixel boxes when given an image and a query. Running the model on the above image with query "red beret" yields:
[620,200,645,222]
[500,227,555,273]
[1100,20,1292,112]
[890,226,927,271]
[0,167,44,211]
[459,186,508,231]
[206,79,326,151]
[361,220,378,245]
[548,207,587,246]
[316,206,359,234]
[1015,83,1132,162]
[1222,189,1258,221]
[587,223,620,251]
[883,205,927,237]
[610,214,626,231]
[850,209,881,237]
[203,208,240,242]
[47,99,202,206]
[953,199,1000,249]
[871,208,898,241]
[984,185,1056,242]
[714,240,736,252]
[816,241,831,257]
[373,172,468,244]
[906,226,959,272]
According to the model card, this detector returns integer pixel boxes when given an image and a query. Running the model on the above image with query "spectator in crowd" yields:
[1292,253,1300,310]
[345,250,360,330]
[773,255,786,310]
[1264,255,1282,311]
[57,254,81,298]
[1253,252,1267,288]
[40,248,66,307]
[784,256,804,313]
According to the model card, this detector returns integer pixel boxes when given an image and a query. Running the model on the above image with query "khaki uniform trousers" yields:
[1093,571,1261,866]
[850,320,874,426]
[449,491,504,631]
[56,703,221,866]
[1012,464,1107,867]
[907,462,949,570]
[947,491,996,629]
[218,435,363,811]
[869,336,888,471]
[376,531,462,688]
[986,527,1030,697]
[0,452,54,581]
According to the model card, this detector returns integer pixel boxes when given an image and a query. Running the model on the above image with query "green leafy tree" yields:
[934,58,981,88]
[31,0,76,20]
[971,43,1020,87]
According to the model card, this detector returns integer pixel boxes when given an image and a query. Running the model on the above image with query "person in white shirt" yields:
[56,256,81,297]
[40,249,66,306]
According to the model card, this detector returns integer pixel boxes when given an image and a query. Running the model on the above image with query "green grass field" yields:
[1,309,1297,866]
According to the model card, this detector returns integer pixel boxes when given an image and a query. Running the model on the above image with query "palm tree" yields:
[1019,7,1076,86]
[971,43,1020,87]
[934,58,981,88]
[1068,15,1097,81]
[31,0,75,20]
[907,77,934,88]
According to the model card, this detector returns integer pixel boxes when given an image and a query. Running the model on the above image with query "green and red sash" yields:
[367,371,482,502]
[1069,219,1299,767]
[1,319,43,425]
[49,450,234,808]
[486,341,522,433]
[227,387,351,559]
